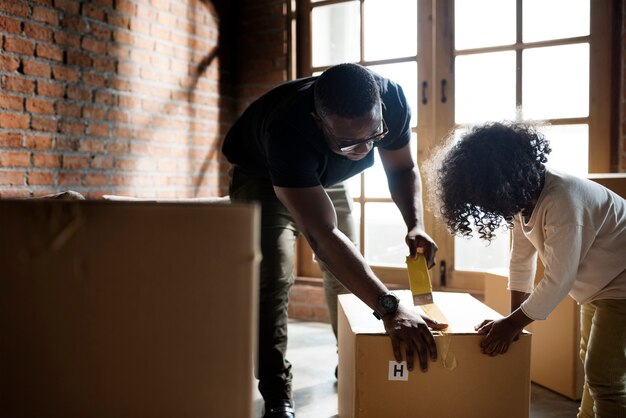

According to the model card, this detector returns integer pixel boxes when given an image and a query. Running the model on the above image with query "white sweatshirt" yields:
[508,168,626,321]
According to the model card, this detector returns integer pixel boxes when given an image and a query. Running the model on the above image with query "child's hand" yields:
[474,317,523,356]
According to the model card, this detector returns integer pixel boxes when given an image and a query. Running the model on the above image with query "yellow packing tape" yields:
[406,254,433,296]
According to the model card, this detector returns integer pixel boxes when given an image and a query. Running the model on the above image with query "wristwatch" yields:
[373,292,400,320]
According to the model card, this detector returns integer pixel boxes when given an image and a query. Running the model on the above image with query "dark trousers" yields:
[229,167,357,402]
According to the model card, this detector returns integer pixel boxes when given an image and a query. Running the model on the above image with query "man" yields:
[222,63,446,418]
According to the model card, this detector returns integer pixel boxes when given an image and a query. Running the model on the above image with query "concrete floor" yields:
[253,320,580,418]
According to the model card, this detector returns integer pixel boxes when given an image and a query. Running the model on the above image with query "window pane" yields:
[455,0,516,50]
[364,149,390,198]
[454,226,510,275]
[541,124,589,175]
[364,0,417,61]
[455,51,517,124]
[522,43,589,120]
[364,202,406,267]
[367,62,418,127]
[363,133,417,198]
[312,2,360,67]
[346,173,361,198]
[523,0,590,43]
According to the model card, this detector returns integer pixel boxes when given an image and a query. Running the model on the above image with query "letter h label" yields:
[388,361,408,381]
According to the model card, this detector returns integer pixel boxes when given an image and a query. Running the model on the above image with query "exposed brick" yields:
[0,15,23,33]
[62,155,89,169]
[26,97,55,114]
[0,93,24,111]
[85,173,108,186]
[90,155,113,169]
[31,115,57,132]
[81,3,105,20]
[129,18,150,36]
[54,31,80,48]
[27,170,54,185]
[107,108,129,123]
[55,102,82,118]
[32,6,59,26]
[88,123,110,138]
[54,0,80,14]
[33,153,61,168]
[59,120,85,136]
[82,105,106,120]
[0,54,20,72]
[79,139,105,153]
[0,132,22,147]
[66,50,92,67]
[93,0,113,7]
[0,151,31,167]
[107,141,130,155]
[94,90,117,106]
[115,0,137,15]
[37,80,65,97]
[0,1,30,18]
[55,137,79,151]
[4,37,35,55]
[92,56,116,72]
[52,65,80,82]
[82,37,107,54]
[0,170,24,186]
[23,59,52,78]
[36,44,63,61]
[58,172,83,186]
[25,134,53,149]
[82,71,106,88]
[67,85,92,102]
[90,23,112,41]
[0,112,29,129]
[24,22,54,42]
[107,14,130,30]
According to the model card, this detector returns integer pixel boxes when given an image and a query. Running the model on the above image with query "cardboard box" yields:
[0,200,259,418]
[338,291,531,418]
[484,272,583,400]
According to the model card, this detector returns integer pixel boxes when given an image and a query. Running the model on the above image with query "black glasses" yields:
[331,118,389,153]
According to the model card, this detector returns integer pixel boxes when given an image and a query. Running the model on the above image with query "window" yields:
[295,0,616,291]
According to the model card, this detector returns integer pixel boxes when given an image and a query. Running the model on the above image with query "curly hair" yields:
[431,121,551,242]
[314,63,380,119]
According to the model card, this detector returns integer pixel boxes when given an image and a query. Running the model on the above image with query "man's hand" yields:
[382,304,448,371]
[406,228,438,268]
[475,317,523,356]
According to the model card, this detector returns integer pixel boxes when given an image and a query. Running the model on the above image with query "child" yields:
[429,121,626,417]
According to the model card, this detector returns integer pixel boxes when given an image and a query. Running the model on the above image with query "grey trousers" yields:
[229,167,357,402]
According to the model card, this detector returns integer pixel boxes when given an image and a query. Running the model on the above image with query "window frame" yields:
[294,0,618,291]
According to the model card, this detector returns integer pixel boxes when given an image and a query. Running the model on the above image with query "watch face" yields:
[380,294,399,313]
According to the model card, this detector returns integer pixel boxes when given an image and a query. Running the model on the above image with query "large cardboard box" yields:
[484,272,583,400]
[0,200,259,418]
[338,291,531,418]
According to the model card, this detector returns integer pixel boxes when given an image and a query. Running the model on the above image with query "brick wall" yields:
[621,0,626,171]
[0,0,235,198]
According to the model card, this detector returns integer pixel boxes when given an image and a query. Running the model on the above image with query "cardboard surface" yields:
[0,200,259,418]
[484,272,584,400]
[338,291,531,418]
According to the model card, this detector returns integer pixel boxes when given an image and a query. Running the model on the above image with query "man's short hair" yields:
[314,63,380,119]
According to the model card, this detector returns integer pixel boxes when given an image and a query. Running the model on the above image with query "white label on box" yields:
[388,361,408,381]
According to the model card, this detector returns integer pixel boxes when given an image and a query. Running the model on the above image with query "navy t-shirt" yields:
[222,70,412,188]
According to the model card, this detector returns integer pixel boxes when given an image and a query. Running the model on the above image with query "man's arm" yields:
[378,144,437,267]
[274,184,446,371]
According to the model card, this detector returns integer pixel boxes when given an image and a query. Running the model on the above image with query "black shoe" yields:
[262,399,295,418]
[335,364,338,379]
